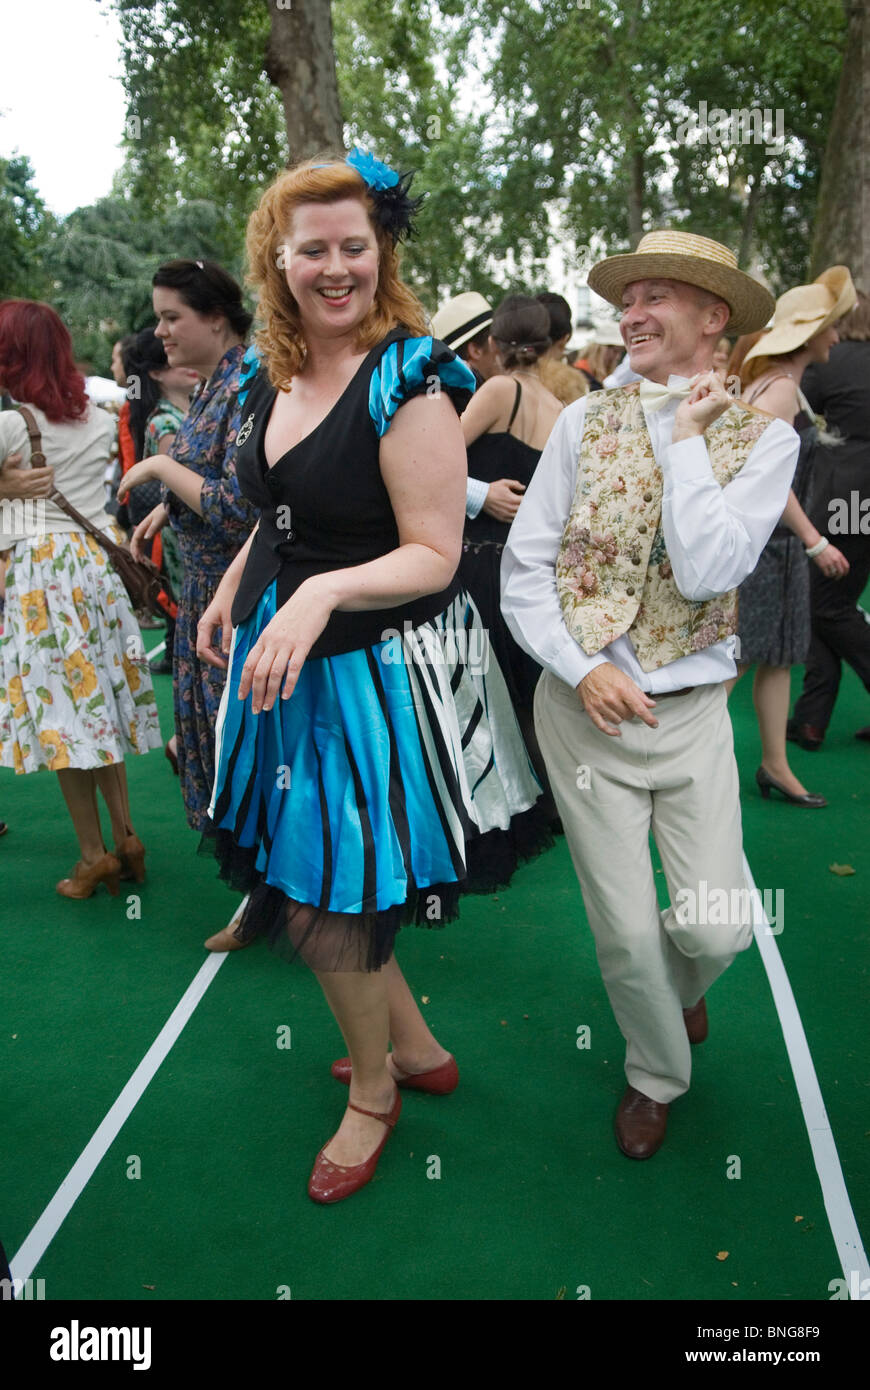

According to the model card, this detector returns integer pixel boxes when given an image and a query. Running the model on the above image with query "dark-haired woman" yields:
[121,328,195,676]
[536,292,587,407]
[121,260,258,844]
[460,294,563,829]
[0,300,161,895]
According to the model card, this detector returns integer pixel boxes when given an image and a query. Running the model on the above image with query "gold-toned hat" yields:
[431,292,493,351]
[741,266,857,364]
[588,230,774,335]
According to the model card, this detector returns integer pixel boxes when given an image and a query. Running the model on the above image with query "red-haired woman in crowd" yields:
[0,300,161,895]
[196,151,545,1203]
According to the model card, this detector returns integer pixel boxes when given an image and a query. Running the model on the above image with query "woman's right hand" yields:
[196,585,235,670]
[131,503,169,561]
[482,477,526,522]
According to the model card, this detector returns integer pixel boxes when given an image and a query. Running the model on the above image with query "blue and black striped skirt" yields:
[206,581,549,970]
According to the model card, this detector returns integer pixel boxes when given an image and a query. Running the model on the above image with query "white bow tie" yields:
[638,378,694,412]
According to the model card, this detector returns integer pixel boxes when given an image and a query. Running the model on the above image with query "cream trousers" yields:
[534,671,753,1103]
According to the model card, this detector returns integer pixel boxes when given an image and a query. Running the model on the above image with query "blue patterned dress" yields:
[207,332,550,971]
[164,345,257,830]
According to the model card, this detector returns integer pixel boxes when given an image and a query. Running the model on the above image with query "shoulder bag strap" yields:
[14,405,47,466]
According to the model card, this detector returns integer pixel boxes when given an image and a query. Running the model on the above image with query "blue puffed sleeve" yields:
[237,344,261,412]
[368,335,476,439]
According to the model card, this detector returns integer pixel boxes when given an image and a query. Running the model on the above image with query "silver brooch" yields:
[237,413,254,447]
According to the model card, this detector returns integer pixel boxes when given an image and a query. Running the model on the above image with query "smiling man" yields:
[501,231,799,1159]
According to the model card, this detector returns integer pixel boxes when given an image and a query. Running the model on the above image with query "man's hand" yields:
[482,477,526,522]
[672,371,733,442]
[0,452,54,500]
[577,663,658,736]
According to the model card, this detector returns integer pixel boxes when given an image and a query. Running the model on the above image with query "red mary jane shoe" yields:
[307,1088,402,1204]
[330,1054,459,1095]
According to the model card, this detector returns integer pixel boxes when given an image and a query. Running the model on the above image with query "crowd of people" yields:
[1,148,868,1202]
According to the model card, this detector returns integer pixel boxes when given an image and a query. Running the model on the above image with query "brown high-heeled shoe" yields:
[203,923,253,952]
[115,834,146,883]
[56,853,122,899]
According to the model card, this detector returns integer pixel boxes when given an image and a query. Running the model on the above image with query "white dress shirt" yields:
[500,376,800,693]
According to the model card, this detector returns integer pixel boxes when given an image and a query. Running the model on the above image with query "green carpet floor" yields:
[1,614,867,1301]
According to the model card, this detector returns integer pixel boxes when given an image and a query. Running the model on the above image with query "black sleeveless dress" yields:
[460,382,546,712]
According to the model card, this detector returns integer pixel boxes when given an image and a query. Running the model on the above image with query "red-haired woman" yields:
[196,151,545,1203]
[0,300,161,895]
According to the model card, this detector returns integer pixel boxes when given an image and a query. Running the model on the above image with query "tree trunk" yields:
[265,0,345,162]
[809,0,869,284]
[737,173,763,269]
[628,145,644,247]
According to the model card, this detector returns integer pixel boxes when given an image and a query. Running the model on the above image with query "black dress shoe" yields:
[756,766,827,807]
[786,719,824,751]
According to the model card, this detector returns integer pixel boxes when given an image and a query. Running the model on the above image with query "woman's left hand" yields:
[238,579,336,713]
[118,458,164,503]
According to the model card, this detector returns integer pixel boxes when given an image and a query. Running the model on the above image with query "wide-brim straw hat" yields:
[742,266,857,364]
[431,292,493,351]
[588,230,774,335]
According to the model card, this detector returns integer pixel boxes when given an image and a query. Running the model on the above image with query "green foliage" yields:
[48,190,245,375]
[458,0,845,291]
[10,0,847,366]
[0,156,56,301]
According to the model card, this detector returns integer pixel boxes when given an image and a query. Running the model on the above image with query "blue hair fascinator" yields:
[345,146,424,245]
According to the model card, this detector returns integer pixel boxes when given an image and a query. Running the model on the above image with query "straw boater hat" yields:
[431,292,493,351]
[741,266,857,365]
[587,230,774,335]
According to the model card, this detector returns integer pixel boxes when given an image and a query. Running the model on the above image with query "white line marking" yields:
[10,951,227,1285]
[145,639,166,660]
[745,852,868,1297]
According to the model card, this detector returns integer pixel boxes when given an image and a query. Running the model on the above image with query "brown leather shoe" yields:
[615,1085,669,1159]
[683,996,708,1044]
[56,853,122,900]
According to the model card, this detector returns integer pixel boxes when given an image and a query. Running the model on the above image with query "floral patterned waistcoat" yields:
[555,383,771,672]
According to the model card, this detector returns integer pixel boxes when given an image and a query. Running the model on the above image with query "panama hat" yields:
[587,230,774,335]
[741,266,857,364]
[431,292,493,351]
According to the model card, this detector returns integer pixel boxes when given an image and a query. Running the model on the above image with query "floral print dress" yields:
[162,345,257,831]
[0,528,162,773]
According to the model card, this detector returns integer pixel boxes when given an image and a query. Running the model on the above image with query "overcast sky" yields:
[1,0,126,214]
